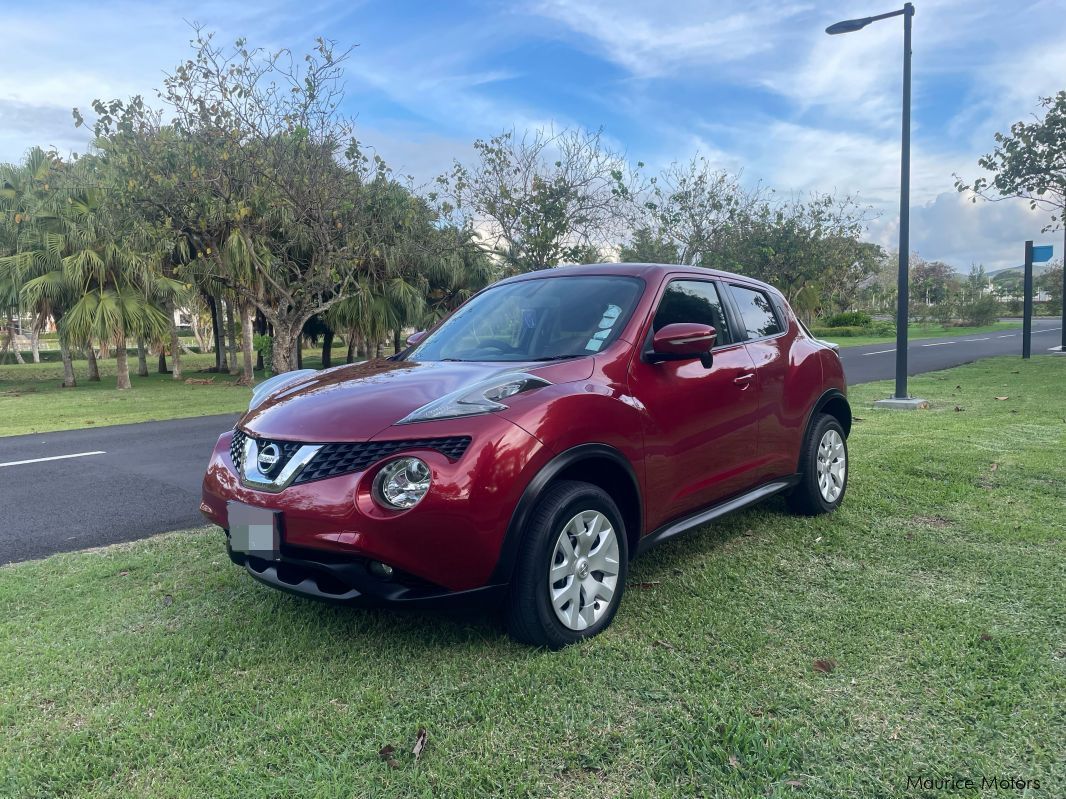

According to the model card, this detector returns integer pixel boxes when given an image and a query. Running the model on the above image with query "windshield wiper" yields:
[527,354,584,362]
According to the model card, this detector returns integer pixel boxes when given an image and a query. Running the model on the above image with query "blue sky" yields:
[2,0,1064,269]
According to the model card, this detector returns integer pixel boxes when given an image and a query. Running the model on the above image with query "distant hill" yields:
[989,263,1054,284]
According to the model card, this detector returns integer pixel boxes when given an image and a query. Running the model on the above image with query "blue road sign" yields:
[1032,245,1054,262]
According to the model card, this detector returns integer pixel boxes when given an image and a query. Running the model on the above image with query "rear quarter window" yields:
[729,284,783,339]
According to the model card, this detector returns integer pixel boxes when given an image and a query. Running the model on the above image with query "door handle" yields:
[734,373,755,386]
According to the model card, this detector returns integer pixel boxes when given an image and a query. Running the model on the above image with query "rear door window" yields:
[652,280,732,346]
[729,284,783,339]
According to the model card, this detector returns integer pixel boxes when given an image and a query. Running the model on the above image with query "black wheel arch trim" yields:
[489,443,642,584]
[801,389,852,459]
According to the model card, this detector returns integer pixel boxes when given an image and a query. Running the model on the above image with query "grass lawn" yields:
[0,349,363,437]
[1,357,1064,798]
[826,321,1022,349]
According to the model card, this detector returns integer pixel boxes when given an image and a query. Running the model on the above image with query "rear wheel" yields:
[787,414,848,515]
[506,481,628,649]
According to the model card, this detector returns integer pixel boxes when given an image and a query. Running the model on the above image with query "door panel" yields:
[629,279,762,527]
[727,283,793,481]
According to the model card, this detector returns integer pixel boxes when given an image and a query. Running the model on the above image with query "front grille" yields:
[230,429,247,470]
[230,428,471,485]
[292,436,472,485]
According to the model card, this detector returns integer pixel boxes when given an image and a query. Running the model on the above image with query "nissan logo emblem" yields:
[257,443,281,472]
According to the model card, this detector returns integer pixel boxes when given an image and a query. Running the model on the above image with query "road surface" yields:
[1,317,1061,564]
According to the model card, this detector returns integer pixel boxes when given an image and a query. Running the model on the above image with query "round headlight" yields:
[373,457,431,509]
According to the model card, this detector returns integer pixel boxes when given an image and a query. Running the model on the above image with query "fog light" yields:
[373,457,431,509]
[369,561,394,579]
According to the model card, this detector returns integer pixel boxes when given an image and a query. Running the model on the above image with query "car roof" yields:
[493,262,781,295]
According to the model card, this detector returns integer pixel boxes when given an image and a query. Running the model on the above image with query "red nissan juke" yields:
[201,263,850,648]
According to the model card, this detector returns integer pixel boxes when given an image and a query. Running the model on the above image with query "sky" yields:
[2,0,1064,271]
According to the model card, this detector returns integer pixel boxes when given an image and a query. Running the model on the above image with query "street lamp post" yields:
[828,3,926,409]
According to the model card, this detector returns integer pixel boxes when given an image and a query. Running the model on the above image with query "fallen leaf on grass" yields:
[118,570,129,577]
[785,779,805,788]
[412,727,427,761]
[954,405,964,412]
[980,632,993,642]
[162,595,173,607]
[813,658,837,673]
[184,377,215,384]
[329,699,348,711]
[994,396,1009,401]
[728,755,740,769]
[654,639,676,652]
[990,463,999,472]
[378,744,398,768]
[852,416,865,422]
[84,420,95,425]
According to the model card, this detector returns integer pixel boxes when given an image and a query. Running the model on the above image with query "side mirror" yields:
[649,323,716,367]
[406,330,427,347]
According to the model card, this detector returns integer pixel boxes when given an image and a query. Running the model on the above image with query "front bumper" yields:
[201,415,550,595]
[226,542,506,606]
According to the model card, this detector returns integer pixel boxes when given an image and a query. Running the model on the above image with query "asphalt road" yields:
[1,317,1061,564]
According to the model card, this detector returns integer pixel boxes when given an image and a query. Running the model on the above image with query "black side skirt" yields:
[635,477,799,557]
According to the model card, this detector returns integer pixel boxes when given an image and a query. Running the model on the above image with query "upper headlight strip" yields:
[397,372,551,425]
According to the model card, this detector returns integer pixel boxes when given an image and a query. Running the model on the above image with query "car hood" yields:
[239,357,592,442]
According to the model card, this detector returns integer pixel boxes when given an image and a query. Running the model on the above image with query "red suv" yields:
[201,264,850,647]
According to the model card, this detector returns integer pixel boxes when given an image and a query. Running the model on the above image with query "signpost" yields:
[1022,241,1053,359]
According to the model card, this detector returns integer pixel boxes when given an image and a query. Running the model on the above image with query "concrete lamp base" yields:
[873,397,930,410]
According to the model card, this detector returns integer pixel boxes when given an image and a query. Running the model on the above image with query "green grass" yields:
[2,357,1065,797]
[0,355,252,436]
[826,321,1021,349]
[0,349,364,437]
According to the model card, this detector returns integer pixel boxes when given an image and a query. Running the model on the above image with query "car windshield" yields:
[405,275,644,362]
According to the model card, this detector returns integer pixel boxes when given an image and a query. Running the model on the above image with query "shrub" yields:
[824,311,872,328]
[870,321,896,336]
[808,325,868,338]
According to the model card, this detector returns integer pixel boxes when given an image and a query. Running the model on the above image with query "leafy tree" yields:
[701,192,878,312]
[1037,261,1063,315]
[438,127,634,273]
[83,32,378,372]
[618,227,679,264]
[634,158,757,265]
[956,91,1066,343]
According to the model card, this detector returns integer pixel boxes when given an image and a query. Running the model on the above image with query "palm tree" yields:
[53,160,173,389]
[0,148,82,383]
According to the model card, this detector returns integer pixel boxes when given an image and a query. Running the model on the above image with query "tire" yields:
[506,480,628,649]
[787,413,848,516]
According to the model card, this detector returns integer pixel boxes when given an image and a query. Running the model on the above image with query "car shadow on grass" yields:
[217,498,794,653]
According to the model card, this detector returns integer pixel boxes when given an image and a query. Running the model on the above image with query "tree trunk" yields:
[321,329,334,369]
[6,317,25,364]
[346,332,356,363]
[158,350,168,373]
[357,334,368,360]
[226,299,239,375]
[114,332,132,390]
[136,337,149,377]
[170,310,183,380]
[239,302,255,385]
[206,294,224,371]
[272,325,296,374]
[375,339,384,359]
[296,333,303,370]
[30,319,41,363]
[59,338,76,387]
[254,310,267,371]
[393,327,402,356]
[86,341,101,381]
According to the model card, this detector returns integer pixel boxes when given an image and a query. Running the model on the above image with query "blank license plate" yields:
[228,502,281,559]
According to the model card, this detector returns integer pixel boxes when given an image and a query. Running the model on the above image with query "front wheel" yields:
[787,414,848,515]
[506,481,628,649]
